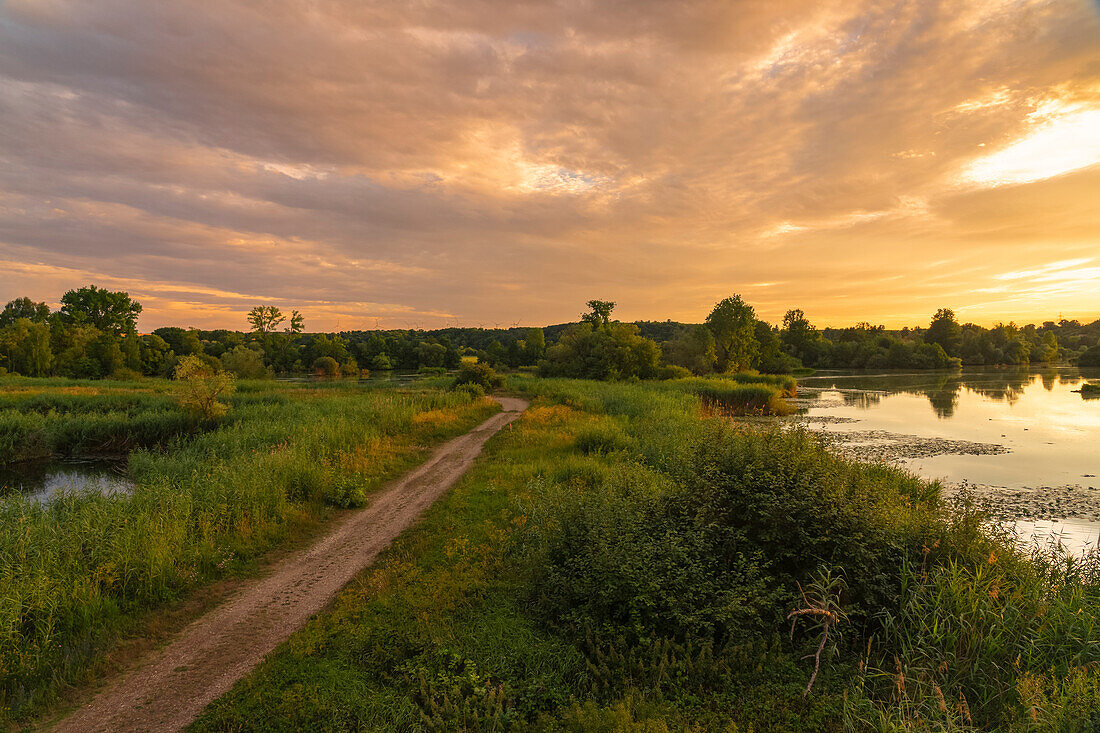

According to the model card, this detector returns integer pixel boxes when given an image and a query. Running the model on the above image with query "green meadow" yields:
[189,376,1100,732]
[0,376,499,722]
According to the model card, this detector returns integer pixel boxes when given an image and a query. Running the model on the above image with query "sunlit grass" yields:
[0,378,498,723]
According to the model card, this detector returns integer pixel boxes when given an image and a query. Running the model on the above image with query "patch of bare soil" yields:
[48,397,527,733]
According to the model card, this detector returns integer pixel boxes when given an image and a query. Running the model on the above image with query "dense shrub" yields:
[174,355,235,421]
[540,322,660,380]
[655,364,692,380]
[312,355,339,377]
[451,361,503,391]
[525,465,775,643]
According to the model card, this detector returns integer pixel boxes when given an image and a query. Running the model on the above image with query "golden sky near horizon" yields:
[1,0,1099,331]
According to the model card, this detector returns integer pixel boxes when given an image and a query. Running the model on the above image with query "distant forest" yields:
[2,285,1099,380]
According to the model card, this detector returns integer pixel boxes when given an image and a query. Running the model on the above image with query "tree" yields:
[174,355,235,421]
[0,318,53,376]
[925,308,962,357]
[524,327,546,364]
[288,310,304,333]
[782,309,815,354]
[665,325,717,374]
[139,334,172,376]
[705,295,758,372]
[247,306,285,335]
[221,345,272,378]
[0,297,50,327]
[581,300,616,329]
[540,322,660,380]
[58,285,142,334]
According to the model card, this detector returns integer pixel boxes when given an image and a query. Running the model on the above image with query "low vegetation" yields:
[194,377,1100,731]
[0,377,499,723]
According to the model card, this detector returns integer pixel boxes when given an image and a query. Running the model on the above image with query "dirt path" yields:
[51,396,528,733]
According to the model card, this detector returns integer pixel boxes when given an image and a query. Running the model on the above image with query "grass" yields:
[0,376,499,723]
[192,376,1100,731]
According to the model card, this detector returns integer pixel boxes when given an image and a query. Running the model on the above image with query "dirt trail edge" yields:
[52,396,528,733]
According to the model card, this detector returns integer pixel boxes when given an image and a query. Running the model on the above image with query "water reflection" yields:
[799,366,1099,418]
[0,458,133,503]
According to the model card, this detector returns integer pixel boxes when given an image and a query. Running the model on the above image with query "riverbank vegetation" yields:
[0,377,499,723]
[192,376,1100,731]
[3,289,1096,381]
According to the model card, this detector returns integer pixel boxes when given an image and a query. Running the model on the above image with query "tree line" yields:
[1,286,1097,379]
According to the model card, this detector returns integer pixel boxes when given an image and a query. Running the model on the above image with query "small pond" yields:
[0,457,134,504]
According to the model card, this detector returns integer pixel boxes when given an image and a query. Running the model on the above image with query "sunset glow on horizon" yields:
[1,0,1098,331]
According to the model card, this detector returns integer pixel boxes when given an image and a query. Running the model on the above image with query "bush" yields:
[418,365,447,375]
[221,346,272,379]
[524,463,774,643]
[1078,344,1100,367]
[453,382,486,401]
[656,365,692,380]
[451,362,503,391]
[312,356,339,377]
[370,354,393,371]
[175,355,235,421]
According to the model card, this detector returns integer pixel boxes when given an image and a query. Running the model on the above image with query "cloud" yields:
[0,0,1098,329]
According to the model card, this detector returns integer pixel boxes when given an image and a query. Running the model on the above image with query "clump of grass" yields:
[1081,382,1099,398]
[573,420,628,455]
[666,377,792,415]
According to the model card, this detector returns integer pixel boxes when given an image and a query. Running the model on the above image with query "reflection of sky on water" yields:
[0,460,133,504]
[1013,518,1100,558]
[797,366,1100,490]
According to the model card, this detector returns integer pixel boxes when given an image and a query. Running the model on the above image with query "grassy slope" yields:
[0,377,499,723]
[194,376,1100,732]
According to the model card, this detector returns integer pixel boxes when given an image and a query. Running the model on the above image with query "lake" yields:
[0,457,134,504]
[793,366,1100,554]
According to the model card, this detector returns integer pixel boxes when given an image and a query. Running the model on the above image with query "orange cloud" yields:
[0,0,1097,330]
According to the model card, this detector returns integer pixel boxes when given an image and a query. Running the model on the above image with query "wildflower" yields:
[988,551,997,564]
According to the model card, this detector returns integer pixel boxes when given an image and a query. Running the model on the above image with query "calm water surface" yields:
[0,458,133,503]
[796,366,1100,553]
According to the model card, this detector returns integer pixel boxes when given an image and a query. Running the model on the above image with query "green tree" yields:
[139,334,172,376]
[925,308,962,357]
[174,355,235,421]
[664,325,717,374]
[0,318,53,376]
[221,345,272,378]
[581,300,616,329]
[782,309,815,354]
[247,305,285,335]
[524,327,546,363]
[705,295,759,372]
[541,322,660,380]
[0,297,50,327]
[58,285,142,334]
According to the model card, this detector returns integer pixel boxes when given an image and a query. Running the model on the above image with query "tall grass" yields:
[196,376,1100,731]
[0,379,498,722]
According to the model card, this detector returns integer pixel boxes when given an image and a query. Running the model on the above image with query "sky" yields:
[1,0,1098,332]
